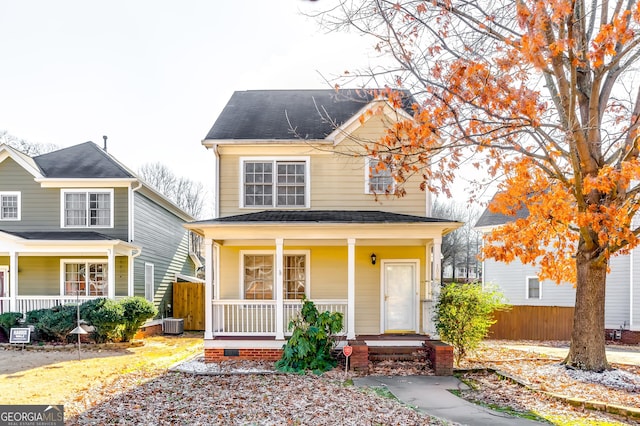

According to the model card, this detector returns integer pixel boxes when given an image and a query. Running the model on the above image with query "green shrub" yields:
[434,282,509,366]
[25,308,50,325]
[275,297,343,374]
[119,297,157,342]
[0,312,23,338]
[80,298,124,343]
[36,306,77,342]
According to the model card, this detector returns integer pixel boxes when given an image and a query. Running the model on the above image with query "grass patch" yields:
[449,389,549,423]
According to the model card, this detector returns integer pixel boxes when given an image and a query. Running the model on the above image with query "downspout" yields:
[128,181,143,297]
[129,180,143,242]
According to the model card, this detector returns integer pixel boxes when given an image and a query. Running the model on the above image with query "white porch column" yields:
[127,253,134,297]
[204,238,214,339]
[347,238,356,340]
[275,238,285,340]
[433,237,442,286]
[9,251,17,312]
[107,249,115,299]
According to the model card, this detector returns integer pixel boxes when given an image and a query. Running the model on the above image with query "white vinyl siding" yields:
[240,157,310,209]
[61,189,113,228]
[0,192,20,220]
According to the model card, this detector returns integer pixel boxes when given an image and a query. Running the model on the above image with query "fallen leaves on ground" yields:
[458,341,640,425]
[66,370,446,425]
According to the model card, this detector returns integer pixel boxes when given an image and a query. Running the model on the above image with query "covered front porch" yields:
[0,230,140,314]
[186,210,460,361]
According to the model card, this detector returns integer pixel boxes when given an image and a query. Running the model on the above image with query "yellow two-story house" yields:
[186,89,460,362]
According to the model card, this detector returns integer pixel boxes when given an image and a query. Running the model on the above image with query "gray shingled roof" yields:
[193,210,456,225]
[205,89,415,141]
[2,231,117,241]
[34,142,134,179]
[475,195,530,228]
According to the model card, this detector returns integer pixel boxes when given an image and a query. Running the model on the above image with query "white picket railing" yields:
[14,296,102,313]
[212,299,348,336]
[0,297,10,314]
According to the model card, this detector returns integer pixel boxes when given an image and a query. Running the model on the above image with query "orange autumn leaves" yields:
[357,0,640,286]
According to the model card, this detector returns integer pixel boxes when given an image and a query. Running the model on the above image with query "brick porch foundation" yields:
[347,340,369,372]
[425,340,454,376]
[605,329,640,345]
[205,348,283,362]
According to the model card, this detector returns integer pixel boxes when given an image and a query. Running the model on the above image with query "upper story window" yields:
[526,276,541,299]
[241,157,309,208]
[0,192,20,220]
[61,189,113,228]
[365,157,395,194]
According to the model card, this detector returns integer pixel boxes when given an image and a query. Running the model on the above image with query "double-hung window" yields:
[62,189,113,228]
[365,157,395,194]
[0,192,20,220]
[526,276,541,299]
[242,251,309,300]
[242,158,309,208]
[62,261,108,296]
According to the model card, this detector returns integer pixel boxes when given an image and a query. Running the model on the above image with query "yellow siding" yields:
[115,256,128,296]
[0,256,8,265]
[217,116,428,217]
[217,244,427,334]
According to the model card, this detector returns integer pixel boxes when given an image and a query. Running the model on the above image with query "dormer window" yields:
[241,157,309,208]
[366,157,395,194]
[0,192,20,220]
[61,189,113,228]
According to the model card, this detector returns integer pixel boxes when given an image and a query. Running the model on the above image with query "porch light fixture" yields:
[370,253,377,265]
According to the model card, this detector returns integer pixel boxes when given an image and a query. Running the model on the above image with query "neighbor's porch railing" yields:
[211,299,348,337]
[13,296,110,314]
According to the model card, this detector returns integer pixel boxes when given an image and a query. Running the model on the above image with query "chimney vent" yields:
[102,135,108,151]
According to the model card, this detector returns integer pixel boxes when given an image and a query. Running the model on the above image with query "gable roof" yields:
[475,194,530,229]
[204,89,415,141]
[192,210,456,225]
[0,144,44,178]
[34,141,134,179]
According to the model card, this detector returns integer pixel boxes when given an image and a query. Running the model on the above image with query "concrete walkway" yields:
[354,375,547,425]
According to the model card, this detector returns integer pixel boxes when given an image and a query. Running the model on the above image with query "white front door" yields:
[382,261,418,333]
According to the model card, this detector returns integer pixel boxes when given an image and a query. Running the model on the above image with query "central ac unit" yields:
[163,318,184,335]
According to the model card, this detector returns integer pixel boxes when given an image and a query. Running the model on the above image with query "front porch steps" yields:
[367,345,427,362]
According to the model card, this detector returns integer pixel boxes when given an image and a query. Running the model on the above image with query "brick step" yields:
[369,353,423,362]
[367,346,424,355]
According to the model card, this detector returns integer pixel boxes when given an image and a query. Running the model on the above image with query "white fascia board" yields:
[0,145,44,178]
[328,99,415,146]
[202,139,332,148]
[36,178,137,188]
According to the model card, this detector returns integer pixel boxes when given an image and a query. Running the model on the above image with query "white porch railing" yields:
[212,299,348,337]
[15,296,104,314]
[0,297,10,314]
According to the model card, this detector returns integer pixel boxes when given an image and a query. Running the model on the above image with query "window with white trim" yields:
[242,158,309,208]
[0,192,20,220]
[242,251,309,300]
[365,157,394,194]
[144,263,155,302]
[62,189,113,228]
[62,261,108,296]
[526,276,541,299]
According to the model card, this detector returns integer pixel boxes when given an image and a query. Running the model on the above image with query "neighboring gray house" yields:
[476,200,639,336]
[0,142,197,316]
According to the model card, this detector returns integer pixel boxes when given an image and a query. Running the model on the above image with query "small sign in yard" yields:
[9,327,31,344]
[343,344,352,373]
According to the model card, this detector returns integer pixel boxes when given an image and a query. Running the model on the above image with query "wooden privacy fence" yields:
[488,305,575,340]
[172,282,205,331]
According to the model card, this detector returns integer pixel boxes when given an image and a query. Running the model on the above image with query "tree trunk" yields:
[564,248,609,371]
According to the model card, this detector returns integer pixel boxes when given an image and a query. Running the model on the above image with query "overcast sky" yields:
[0,1,480,216]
